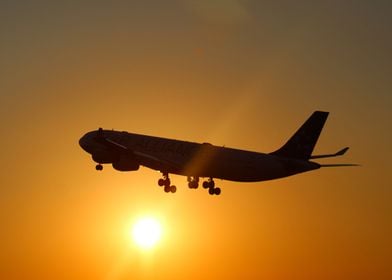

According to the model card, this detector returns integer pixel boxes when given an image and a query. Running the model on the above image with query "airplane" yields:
[79,111,357,195]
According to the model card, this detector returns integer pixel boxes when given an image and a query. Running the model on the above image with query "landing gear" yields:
[156,173,221,195]
[164,185,177,193]
[95,164,103,171]
[202,178,214,189]
[203,178,221,196]
[187,176,199,189]
[158,178,166,187]
[158,173,176,194]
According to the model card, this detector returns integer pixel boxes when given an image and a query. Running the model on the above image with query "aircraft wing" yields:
[97,133,183,171]
[133,150,184,171]
[102,137,129,151]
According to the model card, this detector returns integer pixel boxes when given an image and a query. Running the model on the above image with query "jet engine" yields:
[112,157,140,171]
[92,152,116,164]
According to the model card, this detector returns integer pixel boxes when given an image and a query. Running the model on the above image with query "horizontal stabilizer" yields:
[310,147,349,159]
[320,164,360,167]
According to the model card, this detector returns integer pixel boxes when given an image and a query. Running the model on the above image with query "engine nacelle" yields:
[92,152,116,164]
[112,157,140,171]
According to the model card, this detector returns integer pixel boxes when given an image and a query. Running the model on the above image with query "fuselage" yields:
[79,130,320,182]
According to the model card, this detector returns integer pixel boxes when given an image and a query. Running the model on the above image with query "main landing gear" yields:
[187,176,199,189]
[203,178,221,196]
[157,173,177,193]
[157,174,221,195]
[189,177,221,195]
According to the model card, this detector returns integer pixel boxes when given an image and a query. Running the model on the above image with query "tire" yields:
[164,179,171,187]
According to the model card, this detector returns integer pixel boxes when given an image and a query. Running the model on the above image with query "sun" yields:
[132,217,162,249]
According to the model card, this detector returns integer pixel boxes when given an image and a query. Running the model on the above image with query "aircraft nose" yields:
[79,133,90,152]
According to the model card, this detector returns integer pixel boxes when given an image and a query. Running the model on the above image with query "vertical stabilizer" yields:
[271,111,329,160]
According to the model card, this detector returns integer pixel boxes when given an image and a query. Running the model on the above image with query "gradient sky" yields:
[1,1,391,279]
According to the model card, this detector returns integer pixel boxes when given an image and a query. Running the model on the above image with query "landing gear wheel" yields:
[188,181,198,189]
[164,179,171,187]
[203,178,214,189]
[158,178,165,187]
[170,185,177,193]
[164,185,171,193]
[208,187,215,195]
[188,177,199,189]
[95,164,103,171]
[158,172,171,188]
[214,187,221,195]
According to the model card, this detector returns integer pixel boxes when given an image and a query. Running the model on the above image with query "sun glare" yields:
[132,217,162,249]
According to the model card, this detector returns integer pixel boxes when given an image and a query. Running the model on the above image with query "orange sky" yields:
[1,1,391,279]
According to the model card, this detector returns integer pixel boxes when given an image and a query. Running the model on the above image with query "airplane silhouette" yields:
[79,111,357,195]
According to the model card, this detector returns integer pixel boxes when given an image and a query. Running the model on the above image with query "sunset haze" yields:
[1,1,391,279]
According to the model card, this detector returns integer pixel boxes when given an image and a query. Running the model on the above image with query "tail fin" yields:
[271,111,329,160]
